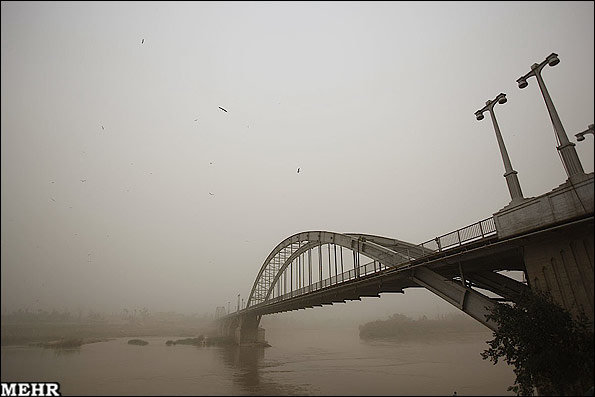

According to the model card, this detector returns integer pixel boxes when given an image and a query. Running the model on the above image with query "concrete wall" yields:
[494,173,593,239]
[524,225,594,323]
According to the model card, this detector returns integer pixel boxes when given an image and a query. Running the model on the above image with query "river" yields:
[1,326,515,395]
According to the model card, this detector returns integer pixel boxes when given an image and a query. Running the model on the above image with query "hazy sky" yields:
[1,1,593,319]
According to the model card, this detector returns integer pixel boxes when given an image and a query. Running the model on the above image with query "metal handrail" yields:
[419,216,496,253]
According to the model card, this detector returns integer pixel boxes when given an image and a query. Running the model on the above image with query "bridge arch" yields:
[246,231,429,308]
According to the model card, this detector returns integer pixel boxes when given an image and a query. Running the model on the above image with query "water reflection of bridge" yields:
[217,345,310,395]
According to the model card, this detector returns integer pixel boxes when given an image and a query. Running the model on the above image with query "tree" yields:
[481,290,593,396]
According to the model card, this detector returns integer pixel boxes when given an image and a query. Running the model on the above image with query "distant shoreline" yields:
[359,313,491,341]
[1,317,214,347]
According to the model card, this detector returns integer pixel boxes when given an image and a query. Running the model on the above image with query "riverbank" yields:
[1,312,215,347]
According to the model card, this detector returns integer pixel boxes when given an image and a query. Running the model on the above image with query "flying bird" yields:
[297,168,300,174]
[209,192,215,196]
[80,179,86,182]
[101,126,104,130]
[50,198,56,202]
[218,106,228,113]
[141,38,144,44]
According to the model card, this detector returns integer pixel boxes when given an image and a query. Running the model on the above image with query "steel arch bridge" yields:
[217,217,533,344]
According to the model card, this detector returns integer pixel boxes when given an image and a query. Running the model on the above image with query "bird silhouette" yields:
[218,106,228,112]
[80,179,86,182]
[297,168,300,173]
[209,192,215,196]
[141,38,144,44]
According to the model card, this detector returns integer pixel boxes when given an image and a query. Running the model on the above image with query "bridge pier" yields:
[219,314,267,346]
[494,173,594,323]
[235,315,266,345]
[523,222,594,323]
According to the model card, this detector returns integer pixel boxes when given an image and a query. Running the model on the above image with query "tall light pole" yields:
[516,53,585,181]
[475,93,525,205]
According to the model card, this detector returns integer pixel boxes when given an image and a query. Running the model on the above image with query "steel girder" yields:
[410,266,499,330]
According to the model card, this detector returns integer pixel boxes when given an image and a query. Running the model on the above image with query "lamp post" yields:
[575,124,594,142]
[475,93,525,205]
[516,53,585,181]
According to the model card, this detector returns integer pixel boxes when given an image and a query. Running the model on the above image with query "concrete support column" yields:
[234,314,266,345]
[523,226,594,324]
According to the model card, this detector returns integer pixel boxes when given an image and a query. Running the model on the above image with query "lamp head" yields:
[497,93,507,104]
[576,134,585,142]
[547,53,560,67]
[517,77,528,89]
[475,111,484,121]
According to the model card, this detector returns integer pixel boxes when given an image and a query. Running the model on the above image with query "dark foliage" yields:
[359,313,485,340]
[481,290,594,396]
[127,339,149,346]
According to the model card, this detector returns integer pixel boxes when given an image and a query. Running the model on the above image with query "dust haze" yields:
[1,2,593,326]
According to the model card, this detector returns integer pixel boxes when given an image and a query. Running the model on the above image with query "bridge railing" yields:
[419,217,496,254]
[250,217,497,310]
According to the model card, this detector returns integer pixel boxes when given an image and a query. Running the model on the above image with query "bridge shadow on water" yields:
[216,345,311,395]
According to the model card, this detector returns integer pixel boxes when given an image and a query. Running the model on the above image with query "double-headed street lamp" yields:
[475,93,525,205]
[576,124,594,142]
[516,53,585,181]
